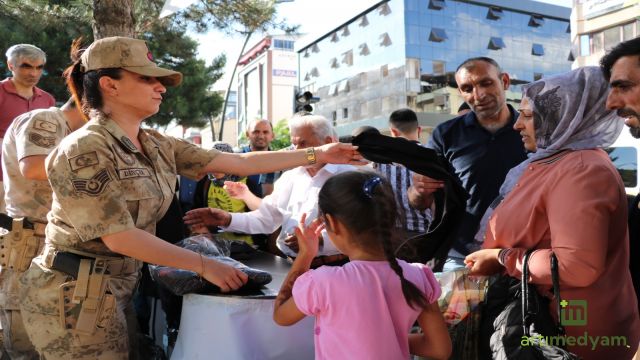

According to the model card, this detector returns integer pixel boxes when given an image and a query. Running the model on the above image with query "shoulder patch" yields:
[117,168,151,180]
[120,136,137,152]
[28,132,56,148]
[68,151,99,171]
[33,119,58,133]
[72,168,112,196]
[112,144,135,165]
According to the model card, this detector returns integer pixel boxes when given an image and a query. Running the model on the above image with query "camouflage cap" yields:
[80,36,182,86]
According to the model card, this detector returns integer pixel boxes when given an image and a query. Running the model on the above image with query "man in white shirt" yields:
[184,114,355,267]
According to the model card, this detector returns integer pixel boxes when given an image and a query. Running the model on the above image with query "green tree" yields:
[269,118,291,150]
[0,0,226,128]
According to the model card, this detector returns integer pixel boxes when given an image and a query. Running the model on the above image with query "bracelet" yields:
[498,248,511,266]
[305,147,317,165]
[199,253,205,277]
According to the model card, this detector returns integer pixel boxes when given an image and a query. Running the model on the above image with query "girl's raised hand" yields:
[294,213,324,259]
[224,181,249,199]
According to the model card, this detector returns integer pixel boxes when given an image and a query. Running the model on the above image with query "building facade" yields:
[571,0,639,68]
[298,0,573,136]
[236,35,298,138]
[570,0,640,194]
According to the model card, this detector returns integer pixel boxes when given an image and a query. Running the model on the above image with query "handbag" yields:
[479,250,581,360]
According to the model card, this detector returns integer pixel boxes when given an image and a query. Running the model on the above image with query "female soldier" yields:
[18,36,361,359]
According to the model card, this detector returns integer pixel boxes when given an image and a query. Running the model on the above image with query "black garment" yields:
[136,180,188,335]
[352,132,468,270]
[627,194,640,312]
[427,105,527,254]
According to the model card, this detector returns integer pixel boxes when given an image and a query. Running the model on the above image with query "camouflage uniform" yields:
[19,113,218,359]
[1,107,71,359]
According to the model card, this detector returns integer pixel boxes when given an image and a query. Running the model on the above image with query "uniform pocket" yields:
[19,261,70,315]
[122,178,162,229]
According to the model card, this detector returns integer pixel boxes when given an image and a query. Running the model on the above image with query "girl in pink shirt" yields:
[273,170,451,360]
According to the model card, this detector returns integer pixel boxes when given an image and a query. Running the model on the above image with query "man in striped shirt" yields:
[374,109,432,255]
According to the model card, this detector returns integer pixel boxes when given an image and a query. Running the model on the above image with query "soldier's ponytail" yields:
[62,37,122,117]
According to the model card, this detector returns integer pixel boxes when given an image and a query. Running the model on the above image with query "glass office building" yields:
[298,0,572,136]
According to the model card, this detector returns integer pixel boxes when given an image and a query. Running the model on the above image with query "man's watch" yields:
[305,147,317,165]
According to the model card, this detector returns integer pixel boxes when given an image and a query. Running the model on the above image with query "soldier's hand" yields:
[203,258,248,292]
[184,208,231,228]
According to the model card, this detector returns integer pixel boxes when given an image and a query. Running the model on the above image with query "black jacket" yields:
[352,132,468,270]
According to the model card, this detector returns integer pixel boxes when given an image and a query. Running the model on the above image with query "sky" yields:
[188,0,573,91]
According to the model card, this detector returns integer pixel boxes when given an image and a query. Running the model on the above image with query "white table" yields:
[171,252,315,360]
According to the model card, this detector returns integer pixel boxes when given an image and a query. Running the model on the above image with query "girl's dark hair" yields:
[318,170,428,309]
[63,37,122,118]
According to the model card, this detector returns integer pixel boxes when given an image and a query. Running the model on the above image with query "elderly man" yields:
[408,57,526,270]
[185,114,355,267]
[601,36,640,310]
[0,44,55,213]
[240,119,277,196]
[1,98,83,359]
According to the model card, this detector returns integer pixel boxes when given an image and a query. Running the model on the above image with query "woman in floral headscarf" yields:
[464,66,640,359]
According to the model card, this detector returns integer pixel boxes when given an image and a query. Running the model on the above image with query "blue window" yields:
[429,0,445,10]
[532,43,544,56]
[488,37,506,50]
[429,28,448,42]
[487,7,503,20]
[529,15,544,27]
[580,34,590,56]
[273,39,294,51]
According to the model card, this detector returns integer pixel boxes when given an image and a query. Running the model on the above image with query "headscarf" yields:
[208,141,241,186]
[475,66,623,243]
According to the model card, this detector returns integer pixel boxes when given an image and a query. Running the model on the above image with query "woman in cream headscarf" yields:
[465,66,639,359]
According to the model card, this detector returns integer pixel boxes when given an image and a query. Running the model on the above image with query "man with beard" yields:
[240,119,276,197]
[0,44,55,213]
[601,36,640,308]
[408,57,527,271]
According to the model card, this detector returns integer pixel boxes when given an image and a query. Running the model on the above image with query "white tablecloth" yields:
[171,251,315,360]
[171,294,315,360]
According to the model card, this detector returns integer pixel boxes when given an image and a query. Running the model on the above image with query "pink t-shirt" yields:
[292,260,441,360]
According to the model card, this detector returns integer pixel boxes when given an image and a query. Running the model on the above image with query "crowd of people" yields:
[0,33,638,360]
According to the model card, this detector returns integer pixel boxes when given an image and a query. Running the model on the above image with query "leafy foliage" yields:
[270,118,291,150]
[0,1,90,103]
[0,0,226,128]
[174,0,298,35]
[0,0,297,130]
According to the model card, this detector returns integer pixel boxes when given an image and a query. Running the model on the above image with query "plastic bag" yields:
[435,268,488,360]
[148,234,272,296]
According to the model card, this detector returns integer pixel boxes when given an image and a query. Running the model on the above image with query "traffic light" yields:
[294,90,320,113]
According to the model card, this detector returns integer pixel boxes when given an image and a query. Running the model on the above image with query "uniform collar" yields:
[95,113,159,160]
